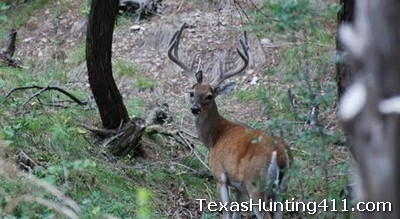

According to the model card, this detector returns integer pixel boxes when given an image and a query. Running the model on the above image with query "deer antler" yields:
[210,31,249,87]
[168,22,199,85]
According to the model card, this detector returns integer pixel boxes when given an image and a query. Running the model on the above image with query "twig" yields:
[6,85,86,106]
[146,125,210,171]
[290,147,312,156]
[177,131,210,171]
[179,128,198,139]
[174,0,184,14]
[22,86,47,109]
[170,161,197,173]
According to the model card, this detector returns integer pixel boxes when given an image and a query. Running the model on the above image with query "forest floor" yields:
[0,0,352,218]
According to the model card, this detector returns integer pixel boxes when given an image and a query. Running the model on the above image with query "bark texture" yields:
[86,0,129,129]
[336,0,355,98]
[339,1,400,218]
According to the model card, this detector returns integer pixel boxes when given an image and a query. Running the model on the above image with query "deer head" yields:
[168,22,249,117]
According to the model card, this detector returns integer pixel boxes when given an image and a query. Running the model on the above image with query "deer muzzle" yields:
[191,105,201,115]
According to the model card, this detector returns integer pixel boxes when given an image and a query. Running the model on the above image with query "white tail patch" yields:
[266,151,280,188]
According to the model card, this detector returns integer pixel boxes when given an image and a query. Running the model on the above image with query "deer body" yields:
[168,23,293,219]
[192,84,291,219]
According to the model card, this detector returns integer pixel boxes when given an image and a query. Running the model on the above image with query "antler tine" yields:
[211,30,250,87]
[190,53,201,71]
[168,22,197,84]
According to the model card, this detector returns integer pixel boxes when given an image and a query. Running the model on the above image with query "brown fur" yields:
[191,83,293,219]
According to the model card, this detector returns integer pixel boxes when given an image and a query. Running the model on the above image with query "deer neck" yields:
[195,101,228,150]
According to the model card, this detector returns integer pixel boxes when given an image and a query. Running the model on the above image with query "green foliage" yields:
[0,0,51,46]
[115,59,141,77]
[135,188,155,219]
[0,3,10,22]
[234,86,264,102]
[81,0,90,16]
[250,0,340,41]
[70,43,86,65]
[0,61,151,218]
[0,0,351,218]
[244,1,352,217]
[127,98,146,117]
[135,77,157,90]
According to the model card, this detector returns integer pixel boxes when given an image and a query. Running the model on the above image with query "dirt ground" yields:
[16,0,283,135]
[10,0,341,217]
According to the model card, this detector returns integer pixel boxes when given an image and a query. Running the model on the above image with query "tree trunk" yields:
[339,1,400,218]
[336,0,355,99]
[86,0,129,129]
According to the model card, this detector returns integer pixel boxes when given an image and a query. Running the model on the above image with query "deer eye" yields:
[206,94,213,100]
[189,92,194,98]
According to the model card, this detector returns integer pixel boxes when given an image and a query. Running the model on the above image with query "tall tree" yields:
[336,0,355,99]
[86,0,146,157]
[339,0,400,218]
[86,0,129,129]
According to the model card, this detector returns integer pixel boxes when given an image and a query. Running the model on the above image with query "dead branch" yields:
[2,29,17,59]
[6,85,87,108]
[119,0,163,20]
[148,127,209,171]
[15,151,38,173]
[0,29,24,68]
[107,118,147,156]
[288,89,302,115]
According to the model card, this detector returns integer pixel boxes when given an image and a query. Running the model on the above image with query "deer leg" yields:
[218,172,231,219]
[232,188,242,219]
[248,191,271,219]
[265,150,283,219]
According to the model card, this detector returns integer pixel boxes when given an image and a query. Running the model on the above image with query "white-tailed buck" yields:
[168,23,293,219]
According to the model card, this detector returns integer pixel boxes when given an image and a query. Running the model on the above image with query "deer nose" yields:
[191,105,201,115]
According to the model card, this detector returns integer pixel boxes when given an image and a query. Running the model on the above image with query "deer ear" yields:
[215,82,236,97]
[195,70,203,83]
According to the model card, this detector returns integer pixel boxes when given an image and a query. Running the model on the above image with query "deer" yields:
[168,23,293,219]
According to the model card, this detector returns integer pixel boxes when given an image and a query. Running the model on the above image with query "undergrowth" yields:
[245,0,352,218]
[0,0,352,218]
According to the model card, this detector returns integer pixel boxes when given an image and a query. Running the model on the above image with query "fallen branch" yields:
[79,103,208,169]
[6,85,87,109]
